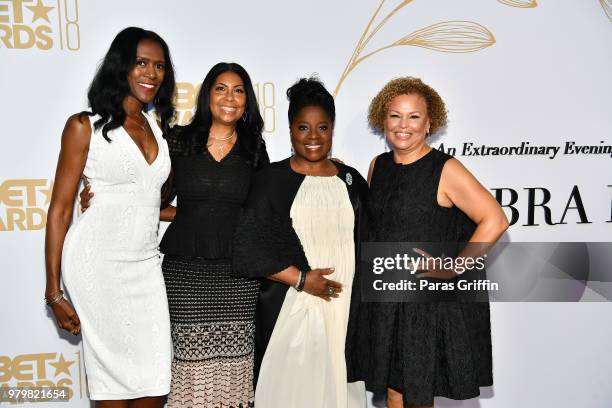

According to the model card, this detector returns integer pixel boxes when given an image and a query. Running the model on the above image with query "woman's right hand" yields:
[79,177,93,211]
[49,299,81,336]
[45,114,90,338]
[303,268,343,301]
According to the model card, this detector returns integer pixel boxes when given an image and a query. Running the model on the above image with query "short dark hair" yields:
[286,76,335,126]
[182,62,268,169]
[85,27,176,141]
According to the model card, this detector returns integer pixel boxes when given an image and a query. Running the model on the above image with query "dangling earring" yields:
[242,112,247,122]
[291,144,295,156]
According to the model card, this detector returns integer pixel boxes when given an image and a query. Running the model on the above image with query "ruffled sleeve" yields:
[233,170,310,278]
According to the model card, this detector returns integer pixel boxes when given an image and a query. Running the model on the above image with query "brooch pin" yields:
[345,172,353,185]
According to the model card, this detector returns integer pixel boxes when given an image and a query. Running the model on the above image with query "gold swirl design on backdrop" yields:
[496,0,537,8]
[396,21,495,53]
[600,0,612,22]
[333,0,496,97]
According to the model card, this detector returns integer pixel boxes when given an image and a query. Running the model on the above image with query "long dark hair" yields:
[84,27,176,141]
[182,62,268,169]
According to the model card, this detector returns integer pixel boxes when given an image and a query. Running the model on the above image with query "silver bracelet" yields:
[294,270,303,290]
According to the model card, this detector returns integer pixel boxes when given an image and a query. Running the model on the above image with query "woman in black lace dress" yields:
[159,62,268,408]
[354,77,509,408]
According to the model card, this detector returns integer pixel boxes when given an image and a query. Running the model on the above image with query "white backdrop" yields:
[1,0,611,406]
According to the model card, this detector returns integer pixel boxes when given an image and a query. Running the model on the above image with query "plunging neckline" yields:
[121,114,160,167]
[206,139,237,163]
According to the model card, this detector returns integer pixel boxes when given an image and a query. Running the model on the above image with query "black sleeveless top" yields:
[368,148,475,244]
[356,148,493,405]
[159,126,268,258]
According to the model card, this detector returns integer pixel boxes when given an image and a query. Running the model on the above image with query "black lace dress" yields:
[358,149,493,406]
[159,127,267,408]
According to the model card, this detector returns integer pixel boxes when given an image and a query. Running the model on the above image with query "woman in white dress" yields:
[44,27,175,407]
[233,77,368,407]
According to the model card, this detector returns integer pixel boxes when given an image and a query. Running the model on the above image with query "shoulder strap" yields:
[370,152,392,185]
[430,149,452,183]
[429,148,452,204]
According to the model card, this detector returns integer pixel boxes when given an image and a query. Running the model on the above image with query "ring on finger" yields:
[326,287,334,296]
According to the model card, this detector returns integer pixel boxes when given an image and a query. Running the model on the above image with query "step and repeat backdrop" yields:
[1,0,611,407]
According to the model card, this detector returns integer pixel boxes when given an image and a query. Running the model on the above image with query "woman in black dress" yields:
[159,62,268,407]
[358,77,509,408]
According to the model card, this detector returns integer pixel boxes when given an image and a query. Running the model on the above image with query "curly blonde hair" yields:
[368,77,448,135]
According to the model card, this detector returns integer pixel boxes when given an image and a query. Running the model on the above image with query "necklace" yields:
[126,114,151,162]
[207,129,236,160]
[209,129,236,141]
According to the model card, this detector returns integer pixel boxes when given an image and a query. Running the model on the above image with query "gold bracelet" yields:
[44,290,64,306]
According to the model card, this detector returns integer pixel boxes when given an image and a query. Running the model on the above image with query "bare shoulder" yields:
[62,113,92,147]
[65,112,91,133]
[441,157,475,181]
[440,156,488,201]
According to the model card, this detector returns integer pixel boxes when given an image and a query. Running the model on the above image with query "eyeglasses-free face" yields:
[384,93,431,154]
[290,105,333,163]
[209,71,247,126]
[126,38,166,105]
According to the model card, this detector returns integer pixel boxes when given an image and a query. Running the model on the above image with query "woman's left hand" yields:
[413,248,458,280]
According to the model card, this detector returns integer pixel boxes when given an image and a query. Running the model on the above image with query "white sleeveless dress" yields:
[254,176,367,407]
[61,112,172,400]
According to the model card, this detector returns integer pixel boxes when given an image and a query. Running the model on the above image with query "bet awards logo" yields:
[173,81,276,132]
[0,179,53,231]
[0,0,80,51]
[0,351,85,403]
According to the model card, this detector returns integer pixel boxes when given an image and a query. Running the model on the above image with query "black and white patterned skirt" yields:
[162,255,258,408]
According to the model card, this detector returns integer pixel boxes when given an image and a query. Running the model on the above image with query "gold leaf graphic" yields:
[601,0,612,22]
[358,0,415,54]
[333,1,496,97]
[496,0,537,7]
[334,0,415,96]
[395,21,496,53]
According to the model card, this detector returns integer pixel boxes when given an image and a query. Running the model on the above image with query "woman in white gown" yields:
[233,77,368,407]
[44,27,175,407]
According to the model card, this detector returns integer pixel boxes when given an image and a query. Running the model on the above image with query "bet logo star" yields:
[26,0,54,23]
[49,353,75,377]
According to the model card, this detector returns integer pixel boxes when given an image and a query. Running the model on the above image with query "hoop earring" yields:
[291,145,295,156]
